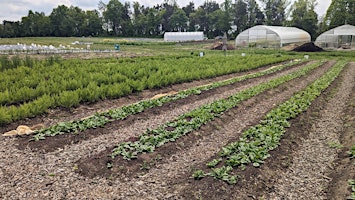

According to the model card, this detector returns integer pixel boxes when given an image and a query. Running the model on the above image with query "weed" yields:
[327,141,344,149]
[107,162,113,169]
[348,179,355,199]
[140,161,150,170]
[347,145,355,159]
[192,170,206,180]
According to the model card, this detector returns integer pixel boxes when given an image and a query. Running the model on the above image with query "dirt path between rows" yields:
[265,62,355,199]
[0,61,337,199]
[0,60,296,134]
[16,60,310,152]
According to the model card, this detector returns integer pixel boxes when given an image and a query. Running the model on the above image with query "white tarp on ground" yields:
[235,25,311,48]
[164,32,204,42]
[315,24,355,49]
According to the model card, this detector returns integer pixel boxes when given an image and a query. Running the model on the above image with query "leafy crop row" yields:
[110,61,324,160]
[31,59,307,140]
[193,61,346,184]
[0,54,290,125]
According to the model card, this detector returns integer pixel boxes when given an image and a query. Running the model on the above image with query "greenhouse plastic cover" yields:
[235,25,311,47]
[315,25,355,48]
[164,32,204,42]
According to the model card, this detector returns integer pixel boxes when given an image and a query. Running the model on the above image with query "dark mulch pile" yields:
[210,42,236,50]
[292,42,324,52]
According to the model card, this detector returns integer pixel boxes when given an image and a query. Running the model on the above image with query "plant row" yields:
[0,54,290,125]
[110,60,324,160]
[0,54,290,106]
[192,61,346,184]
[30,59,307,141]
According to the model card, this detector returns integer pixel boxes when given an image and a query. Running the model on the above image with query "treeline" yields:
[0,0,354,39]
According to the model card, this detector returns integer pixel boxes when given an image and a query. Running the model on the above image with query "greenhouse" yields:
[235,25,311,48]
[315,24,355,49]
[164,32,204,42]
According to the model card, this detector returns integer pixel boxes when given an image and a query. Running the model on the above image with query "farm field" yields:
[0,39,354,199]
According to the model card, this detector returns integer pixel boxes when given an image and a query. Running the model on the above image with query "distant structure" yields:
[164,32,204,42]
[315,24,355,49]
[235,25,311,48]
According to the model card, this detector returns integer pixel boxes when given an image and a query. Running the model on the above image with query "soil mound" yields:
[210,42,235,50]
[292,42,324,52]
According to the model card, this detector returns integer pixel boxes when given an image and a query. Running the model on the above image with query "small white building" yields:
[164,32,204,42]
[235,25,311,48]
[315,24,355,49]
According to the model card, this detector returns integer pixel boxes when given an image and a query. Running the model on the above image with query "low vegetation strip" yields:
[0,54,290,125]
[192,60,346,184]
[30,59,306,141]
[110,61,324,160]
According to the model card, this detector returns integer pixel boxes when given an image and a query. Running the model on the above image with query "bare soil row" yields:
[1,61,353,200]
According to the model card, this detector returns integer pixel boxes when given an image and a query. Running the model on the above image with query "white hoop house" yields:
[164,32,204,42]
[315,25,355,49]
[235,25,311,48]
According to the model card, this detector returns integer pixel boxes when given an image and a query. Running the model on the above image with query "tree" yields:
[102,0,132,36]
[324,0,355,30]
[145,7,163,36]
[159,0,179,32]
[132,2,146,36]
[220,0,233,33]
[289,0,318,40]
[182,2,195,17]
[192,1,220,37]
[261,0,287,26]
[182,2,196,31]
[245,0,265,27]
[49,5,71,36]
[169,9,188,31]
[82,10,103,36]
[234,0,248,34]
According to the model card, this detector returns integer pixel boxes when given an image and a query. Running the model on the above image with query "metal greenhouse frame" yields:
[315,25,355,49]
[235,25,311,48]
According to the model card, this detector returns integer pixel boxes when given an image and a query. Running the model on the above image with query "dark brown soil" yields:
[326,66,355,200]
[1,60,353,200]
[292,42,324,52]
[76,61,332,181]
[14,60,308,153]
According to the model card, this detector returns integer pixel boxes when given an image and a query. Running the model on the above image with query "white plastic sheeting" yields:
[164,32,204,42]
[315,24,355,49]
[235,25,311,48]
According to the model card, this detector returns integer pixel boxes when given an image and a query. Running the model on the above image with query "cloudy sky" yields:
[0,0,331,22]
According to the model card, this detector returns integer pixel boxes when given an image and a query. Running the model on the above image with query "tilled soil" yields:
[15,60,311,152]
[0,61,353,200]
[0,60,296,134]
[263,63,355,199]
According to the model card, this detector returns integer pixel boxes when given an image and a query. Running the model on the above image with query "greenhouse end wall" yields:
[315,25,355,49]
[164,32,204,42]
[235,25,311,48]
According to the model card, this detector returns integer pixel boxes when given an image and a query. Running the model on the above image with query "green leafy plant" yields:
[1,54,292,125]
[347,145,355,159]
[348,179,355,199]
[192,170,206,180]
[111,60,324,161]
[31,58,307,140]
[327,141,344,149]
[194,60,346,184]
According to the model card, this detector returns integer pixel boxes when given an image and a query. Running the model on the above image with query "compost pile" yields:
[292,42,324,52]
[210,42,236,50]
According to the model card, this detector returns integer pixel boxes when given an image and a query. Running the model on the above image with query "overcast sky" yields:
[0,0,332,22]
